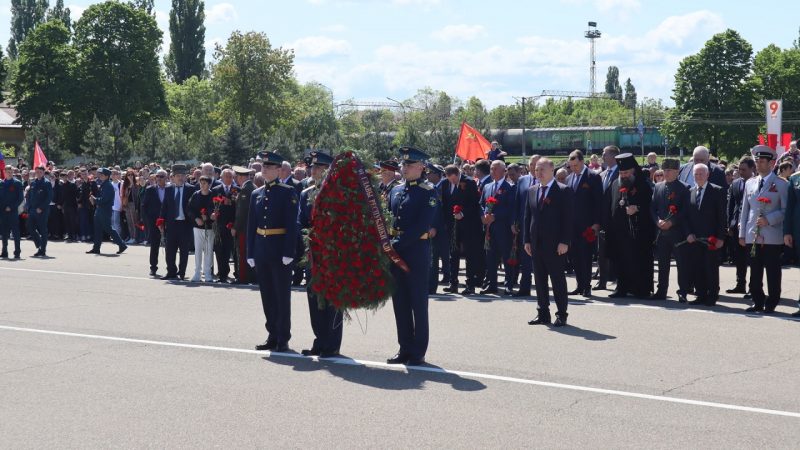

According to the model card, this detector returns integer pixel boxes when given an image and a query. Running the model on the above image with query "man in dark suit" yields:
[86,168,127,255]
[524,157,574,327]
[159,165,196,280]
[141,169,167,276]
[678,145,728,190]
[725,157,754,294]
[28,166,53,257]
[427,164,450,294]
[685,164,726,305]
[650,158,691,301]
[596,145,620,290]
[211,168,237,283]
[565,150,602,297]
[232,166,255,284]
[61,170,79,242]
[510,155,539,297]
[280,160,305,286]
[442,165,484,295]
[481,160,516,295]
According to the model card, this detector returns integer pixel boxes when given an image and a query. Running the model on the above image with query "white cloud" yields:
[560,0,641,20]
[206,3,238,24]
[392,0,442,5]
[67,4,86,20]
[287,36,352,58]
[431,24,487,42]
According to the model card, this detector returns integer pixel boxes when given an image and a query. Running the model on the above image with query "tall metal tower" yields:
[585,21,601,95]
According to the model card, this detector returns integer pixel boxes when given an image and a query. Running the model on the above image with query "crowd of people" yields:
[2,139,800,365]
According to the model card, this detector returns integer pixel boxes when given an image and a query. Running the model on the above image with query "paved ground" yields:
[1,241,800,448]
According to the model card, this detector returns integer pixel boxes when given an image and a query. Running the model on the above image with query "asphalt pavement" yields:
[1,241,800,448]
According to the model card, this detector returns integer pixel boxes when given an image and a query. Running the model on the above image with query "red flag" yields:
[767,133,778,150]
[455,122,491,162]
[783,133,793,148]
[758,134,766,146]
[33,140,48,168]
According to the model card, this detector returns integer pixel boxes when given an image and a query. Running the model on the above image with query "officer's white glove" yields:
[247,258,255,268]
[282,257,293,265]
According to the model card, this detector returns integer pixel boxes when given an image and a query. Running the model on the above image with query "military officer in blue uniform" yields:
[27,165,53,257]
[0,167,24,258]
[86,168,128,255]
[247,151,300,353]
[299,151,343,358]
[387,146,439,366]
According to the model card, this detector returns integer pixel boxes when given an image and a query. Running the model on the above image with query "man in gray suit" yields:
[739,145,789,313]
[678,145,728,190]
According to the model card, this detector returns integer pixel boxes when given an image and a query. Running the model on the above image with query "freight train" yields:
[488,126,668,156]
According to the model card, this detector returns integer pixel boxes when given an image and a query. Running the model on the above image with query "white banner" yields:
[766,100,783,150]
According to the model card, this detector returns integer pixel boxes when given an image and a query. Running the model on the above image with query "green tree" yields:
[81,115,111,163]
[242,118,263,152]
[286,82,337,148]
[129,0,155,15]
[165,0,206,83]
[212,31,295,134]
[0,46,7,103]
[73,1,167,140]
[105,115,132,165]
[159,122,191,163]
[454,96,488,131]
[10,20,75,126]
[135,120,163,163]
[605,66,623,103]
[165,76,219,152]
[45,0,71,29]
[750,44,800,112]
[623,78,637,109]
[219,120,250,165]
[662,29,757,159]
[23,113,69,163]
[8,0,49,59]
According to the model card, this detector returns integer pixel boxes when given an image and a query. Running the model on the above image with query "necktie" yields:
[573,173,580,191]
[176,187,183,219]
[758,177,764,193]
[539,185,548,209]
[697,187,703,210]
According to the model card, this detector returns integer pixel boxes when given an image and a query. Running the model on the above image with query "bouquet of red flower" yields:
[155,217,165,228]
[137,222,145,232]
[484,196,498,250]
[752,196,772,257]
[451,205,463,253]
[582,226,597,243]
[20,212,28,220]
[655,205,678,243]
[308,151,395,313]
[211,196,225,243]
[155,217,166,247]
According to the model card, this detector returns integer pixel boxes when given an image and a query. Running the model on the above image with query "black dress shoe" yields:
[461,287,475,295]
[406,358,426,366]
[387,353,410,364]
[149,270,158,277]
[649,292,667,300]
[320,350,341,358]
[744,292,752,299]
[116,245,128,254]
[255,341,277,351]
[689,298,707,305]
[726,286,747,294]
[593,283,607,291]
[745,306,764,313]
[480,287,498,295]
[301,348,321,356]
[528,316,551,325]
[503,288,514,296]
[512,290,531,297]
[553,317,568,327]
[678,294,688,303]
[582,288,592,298]
[215,278,230,284]
[13,254,20,259]
[763,307,776,315]
[0,253,7,259]
[273,343,290,352]
[567,288,581,296]
[161,274,178,280]
[608,290,628,298]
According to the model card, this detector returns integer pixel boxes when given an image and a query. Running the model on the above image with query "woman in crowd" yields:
[187,176,216,283]
[121,169,140,244]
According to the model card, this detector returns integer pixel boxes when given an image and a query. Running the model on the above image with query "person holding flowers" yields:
[211,168,237,284]
[441,164,484,295]
[739,145,788,314]
[565,149,602,298]
[480,160,516,295]
[685,164,726,306]
[187,176,216,283]
[649,158,691,302]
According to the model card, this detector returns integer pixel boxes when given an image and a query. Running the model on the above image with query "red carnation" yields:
[200,208,207,216]
[226,222,233,230]
[486,196,498,205]
[453,205,463,215]
[506,258,519,267]
[757,196,771,205]
[619,187,628,194]
[156,217,165,227]
[707,235,719,250]
[582,227,597,243]
[20,212,29,220]
[669,205,678,215]
[137,222,145,231]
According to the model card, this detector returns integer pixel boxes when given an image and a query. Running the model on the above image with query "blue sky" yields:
[1,0,797,108]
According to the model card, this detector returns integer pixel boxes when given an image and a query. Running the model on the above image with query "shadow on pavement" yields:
[264,354,487,392]
[547,324,617,341]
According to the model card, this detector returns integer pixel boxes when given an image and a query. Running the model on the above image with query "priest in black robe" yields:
[607,153,656,298]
